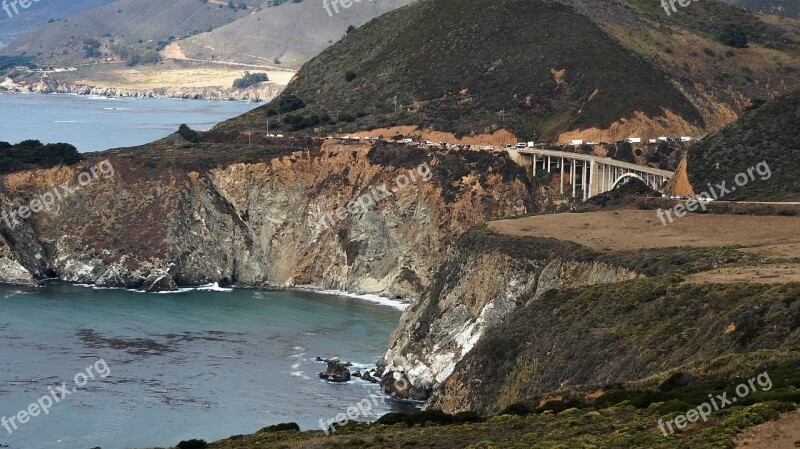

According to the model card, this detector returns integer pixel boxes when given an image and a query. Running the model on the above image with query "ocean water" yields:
[0,93,260,152]
[0,283,413,449]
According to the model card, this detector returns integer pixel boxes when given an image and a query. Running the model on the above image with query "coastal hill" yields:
[723,0,800,18]
[1,0,250,66]
[217,0,800,143]
[0,0,115,48]
[374,83,800,414]
[0,0,412,100]
[687,89,800,201]
[171,0,413,69]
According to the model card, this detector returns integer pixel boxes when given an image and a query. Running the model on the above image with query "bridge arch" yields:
[611,172,647,190]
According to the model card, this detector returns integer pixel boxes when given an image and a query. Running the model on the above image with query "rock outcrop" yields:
[318,358,352,383]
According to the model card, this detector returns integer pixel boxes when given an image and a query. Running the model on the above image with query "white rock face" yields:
[379,247,640,402]
[0,257,35,284]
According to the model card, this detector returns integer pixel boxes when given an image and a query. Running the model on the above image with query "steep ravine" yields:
[0,142,537,298]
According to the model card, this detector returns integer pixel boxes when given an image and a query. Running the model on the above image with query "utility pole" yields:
[394,95,398,115]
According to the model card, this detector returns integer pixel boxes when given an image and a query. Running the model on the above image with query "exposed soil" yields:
[489,210,800,257]
[348,126,518,146]
[685,263,800,284]
[735,411,800,449]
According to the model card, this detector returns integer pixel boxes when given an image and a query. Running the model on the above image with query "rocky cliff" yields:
[378,228,641,400]
[378,225,800,415]
[0,140,536,297]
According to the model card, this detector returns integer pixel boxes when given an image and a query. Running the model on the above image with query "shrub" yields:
[177,124,200,143]
[259,422,300,433]
[499,403,531,416]
[719,25,749,48]
[0,140,81,174]
[233,71,269,88]
[453,411,484,423]
[176,439,208,449]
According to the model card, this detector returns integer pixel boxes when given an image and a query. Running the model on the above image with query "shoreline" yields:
[0,90,262,103]
[0,88,265,104]
[0,77,281,103]
[63,281,411,310]
[294,287,411,311]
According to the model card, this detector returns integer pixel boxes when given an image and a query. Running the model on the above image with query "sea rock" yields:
[361,371,378,383]
[95,264,136,289]
[318,357,351,383]
[140,270,178,293]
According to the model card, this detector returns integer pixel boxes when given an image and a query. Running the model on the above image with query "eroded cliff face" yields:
[0,141,536,298]
[378,230,640,401]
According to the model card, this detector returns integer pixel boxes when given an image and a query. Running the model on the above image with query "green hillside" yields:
[0,0,250,65]
[175,0,412,69]
[0,0,116,48]
[722,0,800,18]
[688,89,800,201]
[216,0,800,141]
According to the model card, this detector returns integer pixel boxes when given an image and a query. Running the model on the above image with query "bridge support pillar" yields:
[560,158,564,195]
[582,161,587,201]
[571,159,576,197]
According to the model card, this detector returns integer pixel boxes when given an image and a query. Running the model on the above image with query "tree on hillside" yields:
[178,124,200,143]
[719,25,749,48]
[233,72,269,88]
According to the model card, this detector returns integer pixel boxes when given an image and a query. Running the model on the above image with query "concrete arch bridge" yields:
[509,148,674,200]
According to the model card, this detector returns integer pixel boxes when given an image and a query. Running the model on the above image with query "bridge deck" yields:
[515,148,674,177]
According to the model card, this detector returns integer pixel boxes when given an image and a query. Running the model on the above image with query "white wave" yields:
[53,120,79,123]
[314,289,410,311]
[348,362,375,370]
[73,282,232,294]
[155,283,233,294]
